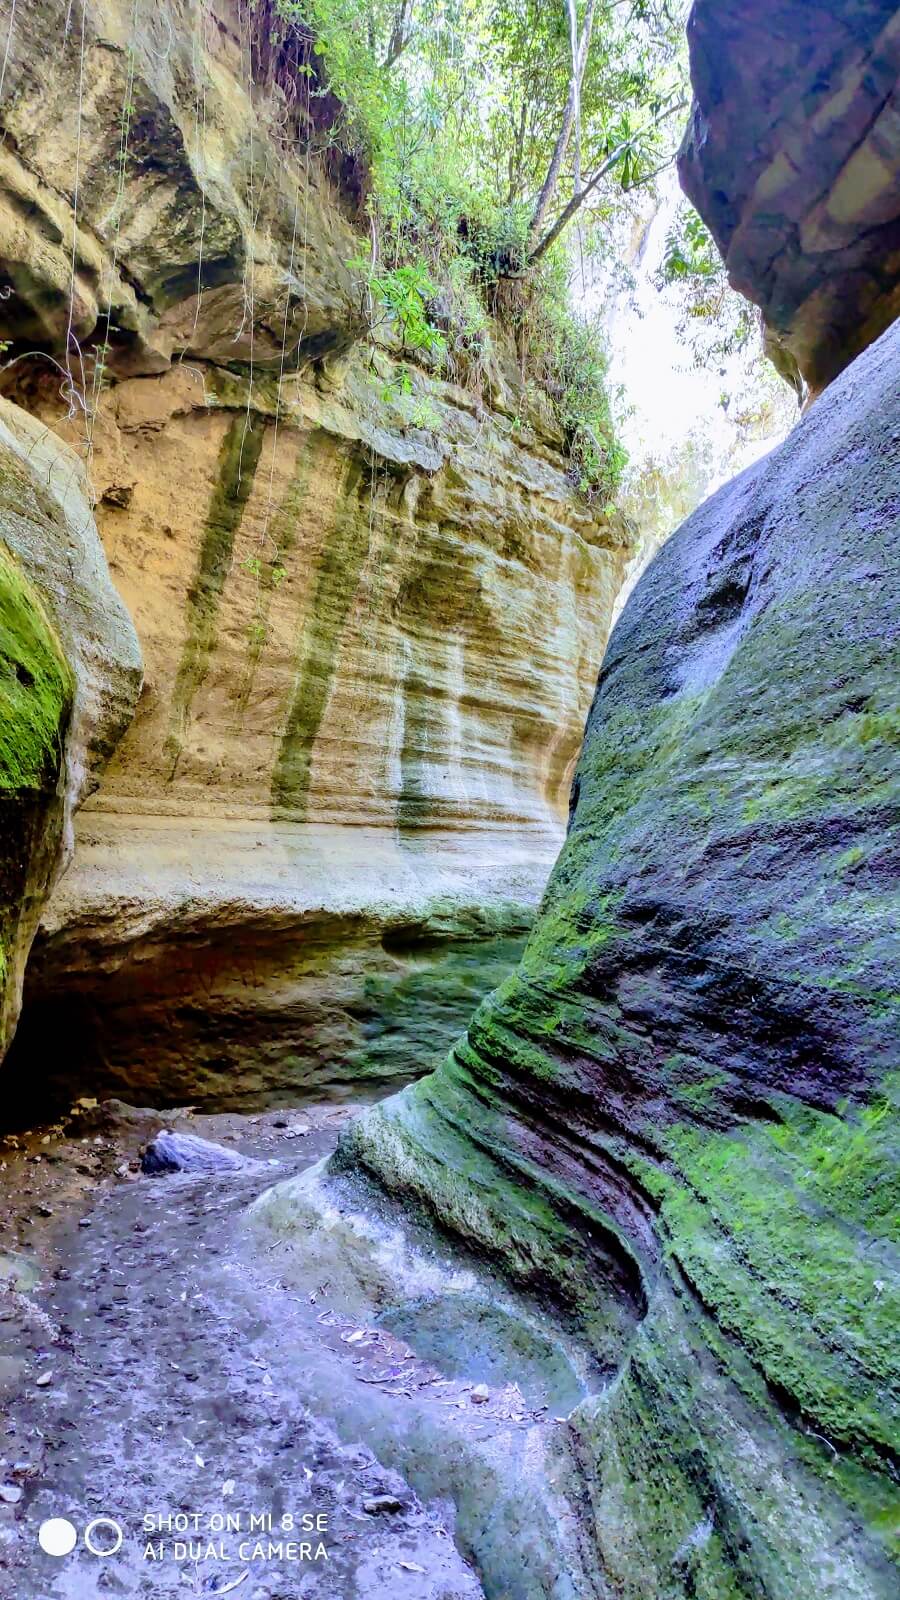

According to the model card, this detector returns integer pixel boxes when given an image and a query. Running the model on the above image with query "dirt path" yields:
[0,1102,483,1599]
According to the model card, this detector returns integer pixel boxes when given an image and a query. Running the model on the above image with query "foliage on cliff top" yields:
[658,197,804,413]
[266,0,688,499]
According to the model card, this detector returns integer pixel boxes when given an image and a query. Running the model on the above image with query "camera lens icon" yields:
[85,1517,124,1556]
[38,1515,124,1557]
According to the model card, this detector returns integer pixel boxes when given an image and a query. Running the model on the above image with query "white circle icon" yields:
[38,1518,78,1557]
[84,1517,124,1556]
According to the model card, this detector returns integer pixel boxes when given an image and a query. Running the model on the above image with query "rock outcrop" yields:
[679,0,900,395]
[0,520,70,1063]
[0,403,141,1062]
[0,0,632,1106]
[276,316,899,1596]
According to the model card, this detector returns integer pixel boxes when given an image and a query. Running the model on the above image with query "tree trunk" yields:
[385,0,413,68]
[527,97,686,266]
[527,0,597,248]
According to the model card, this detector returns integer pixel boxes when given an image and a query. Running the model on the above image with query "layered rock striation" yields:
[317,317,900,1595]
[0,0,632,1105]
[679,0,900,395]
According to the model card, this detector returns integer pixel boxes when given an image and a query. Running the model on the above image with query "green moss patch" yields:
[0,539,73,1036]
[0,541,73,796]
[659,1086,899,1461]
[165,413,265,772]
[270,453,370,818]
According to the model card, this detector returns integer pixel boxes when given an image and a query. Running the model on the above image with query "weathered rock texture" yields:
[0,0,631,1103]
[679,0,900,395]
[7,819,538,1112]
[329,318,900,1596]
[0,403,140,1062]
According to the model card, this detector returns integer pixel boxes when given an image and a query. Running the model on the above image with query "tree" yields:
[470,0,687,269]
[274,0,690,498]
[527,88,686,265]
[286,1,687,264]
[528,0,599,247]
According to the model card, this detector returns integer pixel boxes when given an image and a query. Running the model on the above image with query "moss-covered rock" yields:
[0,406,142,1066]
[334,318,900,1595]
[0,538,72,1056]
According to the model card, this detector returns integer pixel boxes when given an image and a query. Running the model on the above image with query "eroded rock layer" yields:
[0,0,631,1098]
[5,819,537,1114]
[333,319,900,1596]
[679,0,900,395]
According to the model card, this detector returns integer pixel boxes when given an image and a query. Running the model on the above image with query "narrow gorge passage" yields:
[1,0,897,1597]
[0,1101,497,1598]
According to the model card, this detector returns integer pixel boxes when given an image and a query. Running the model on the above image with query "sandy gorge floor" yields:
[0,1099,490,1599]
[0,1096,588,1600]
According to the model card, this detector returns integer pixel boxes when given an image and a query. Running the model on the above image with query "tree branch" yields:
[384,0,413,68]
[527,96,686,265]
[527,0,598,248]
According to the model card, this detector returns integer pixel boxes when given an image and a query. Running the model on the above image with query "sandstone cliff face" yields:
[0,0,631,1106]
[285,317,899,1597]
[679,0,900,395]
[0,403,141,1064]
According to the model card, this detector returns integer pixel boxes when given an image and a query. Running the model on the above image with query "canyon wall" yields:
[0,0,632,1108]
[300,304,900,1600]
[254,2,900,1593]
[679,0,900,395]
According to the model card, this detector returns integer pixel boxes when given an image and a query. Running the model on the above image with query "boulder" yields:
[140,1130,258,1176]
[679,0,900,394]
